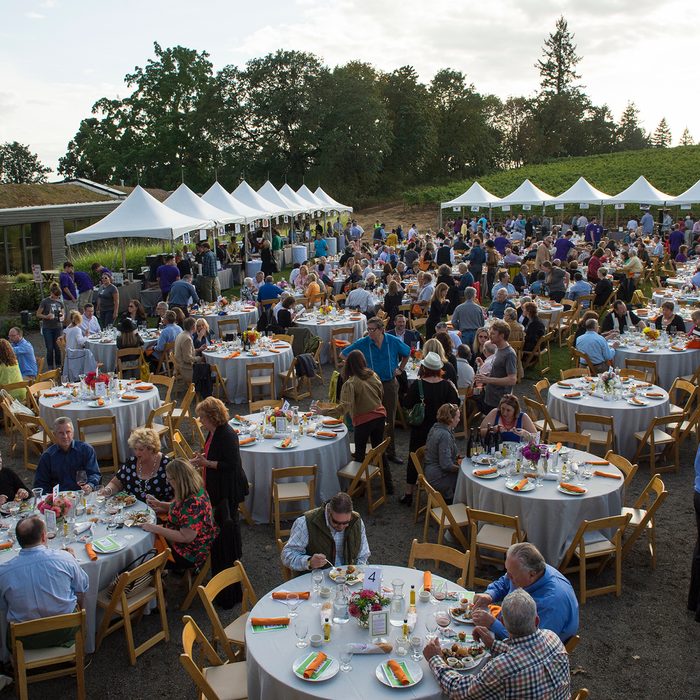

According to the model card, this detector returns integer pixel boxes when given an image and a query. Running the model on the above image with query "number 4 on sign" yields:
[364,567,382,592]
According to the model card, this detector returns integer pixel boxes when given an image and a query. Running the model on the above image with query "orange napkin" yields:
[42,391,60,397]
[225,352,241,359]
[268,348,280,354]
[350,316,363,320]
[489,604,502,617]
[53,400,71,408]
[557,382,572,387]
[238,437,256,446]
[121,394,138,400]
[588,460,609,465]
[85,543,97,561]
[423,571,431,592]
[304,652,328,679]
[594,470,621,479]
[323,418,343,426]
[281,437,292,448]
[637,383,651,388]
[639,346,650,352]
[512,479,529,491]
[250,617,289,627]
[629,397,645,405]
[564,392,581,398]
[387,660,410,686]
[646,392,663,397]
[671,346,686,352]
[316,431,337,438]
[0,542,12,551]
[333,339,350,347]
[272,591,310,600]
[234,415,249,423]
[135,384,153,391]
[474,468,497,476]
[560,482,586,493]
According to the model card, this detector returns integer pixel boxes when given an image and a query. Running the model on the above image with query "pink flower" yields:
[348,603,360,617]
[360,589,375,599]
[371,603,381,611]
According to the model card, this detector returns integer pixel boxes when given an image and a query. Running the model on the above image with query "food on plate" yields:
[110,492,136,506]
[441,642,486,668]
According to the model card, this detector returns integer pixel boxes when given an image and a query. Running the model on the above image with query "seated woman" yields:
[123,299,147,326]
[140,458,218,571]
[294,265,309,291]
[64,311,87,351]
[101,427,173,502]
[0,339,25,399]
[277,295,297,331]
[304,273,321,300]
[653,300,686,334]
[115,317,144,377]
[479,394,537,443]
[193,318,214,355]
[240,277,257,303]
[424,403,462,500]
[0,451,30,505]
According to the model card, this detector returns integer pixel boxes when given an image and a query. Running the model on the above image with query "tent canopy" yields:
[65,185,209,245]
[279,183,315,213]
[165,183,242,225]
[544,177,612,206]
[296,184,329,213]
[441,181,501,209]
[498,179,554,207]
[314,186,353,213]
[670,179,700,205]
[232,181,287,218]
[202,182,261,224]
[609,176,672,205]
[257,181,305,216]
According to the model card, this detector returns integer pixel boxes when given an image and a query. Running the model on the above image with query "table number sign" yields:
[363,566,382,592]
[52,483,60,500]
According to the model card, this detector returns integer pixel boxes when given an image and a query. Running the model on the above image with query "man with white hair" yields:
[345,279,374,315]
[424,588,570,699]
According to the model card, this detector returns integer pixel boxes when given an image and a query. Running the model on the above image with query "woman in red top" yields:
[587,248,605,284]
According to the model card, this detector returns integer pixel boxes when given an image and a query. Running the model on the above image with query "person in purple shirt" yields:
[584,218,603,244]
[669,224,685,257]
[493,231,509,255]
[553,232,574,262]
[59,261,78,317]
[73,270,94,310]
[156,255,181,301]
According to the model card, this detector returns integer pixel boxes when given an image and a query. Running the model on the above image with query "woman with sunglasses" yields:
[123,299,147,326]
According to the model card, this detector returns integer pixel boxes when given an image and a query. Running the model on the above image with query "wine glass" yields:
[435,606,451,640]
[311,569,324,607]
[294,619,309,648]
[76,471,87,490]
[339,643,354,673]
[286,592,300,618]
[424,614,438,640]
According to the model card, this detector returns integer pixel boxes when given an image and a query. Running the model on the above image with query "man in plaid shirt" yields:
[424,589,570,699]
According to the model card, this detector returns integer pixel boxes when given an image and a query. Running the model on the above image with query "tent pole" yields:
[438,206,442,230]
[121,238,127,273]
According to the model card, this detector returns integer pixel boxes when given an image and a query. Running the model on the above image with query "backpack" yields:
[303,334,321,355]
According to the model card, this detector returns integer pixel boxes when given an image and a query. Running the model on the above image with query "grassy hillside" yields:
[403,145,700,207]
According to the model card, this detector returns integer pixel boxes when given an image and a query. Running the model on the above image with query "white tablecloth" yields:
[454,450,624,564]
[246,260,263,278]
[0,498,154,658]
[546,379,670,458]
[612,345,700,389]
[236,413,350,523]
[637,306,693,332]
[245,565,472,700]
[295,314,368,364]
[203,343,294,404]
[326,238,338,256]
[85,335,158,373]
[293,245,309,265]
[218,267,233,291]
[39,386,161,461]
[194,306,259,337]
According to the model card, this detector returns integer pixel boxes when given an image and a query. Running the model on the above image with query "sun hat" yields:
[421,351,443,371]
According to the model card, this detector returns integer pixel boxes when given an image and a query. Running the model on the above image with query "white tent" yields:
[232,181,286,218]
[201,182,261,224]
[297,184,330,213]
[609,176,672,205]
[257,181,303,216]
[669,179,700,205]
[498,179,554,207]
[314,186,353,213]
[441,181,501,209]
[279,183,316,213]
[65,185,209,245]
[544,177,612,206]
[165,183,243,225]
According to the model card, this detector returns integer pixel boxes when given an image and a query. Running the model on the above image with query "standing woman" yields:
[399,351,459,506]
[260,239,276,276]
[381,279,404,330]
[689,443,700,623]
[36,282,64,369]
[96,272,119,328]
[425,283,450,339]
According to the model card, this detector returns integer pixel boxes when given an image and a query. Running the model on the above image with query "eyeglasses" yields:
[328,512,352,527]
[368,327,380,333]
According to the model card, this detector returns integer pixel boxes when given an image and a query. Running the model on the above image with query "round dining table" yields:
[0,495,155,658]
[636,306,694,333]
[203,341,294,404]
[546,377,670,458]
[38,384,161,461]
[85,333,158,373]
[234,412,351,524]
[193,304,259,337]
[612,343,700,389]
[454,449,624,565]
[245,565,479,700]
[295,313,368,364]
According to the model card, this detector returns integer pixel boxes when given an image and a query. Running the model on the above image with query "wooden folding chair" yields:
[410,447,428,524]
[621,475,667,568]
[218,318,242,339]
[245,362,275,403]
[141,401,175,451]
[332,293,347,308]
[522,331,553,376]
[574,414,614,455]
[171,383,196,433]
[604,451,638,495]
[559,513,631,604]
[619,368,647,382]
[197,561,258,661]
[271,466,317,540]
[330,327,354,368]
[180,615,248,700]
[421,476,469,551]
[249,398,283,413]
[15,413,54,470]
[680,363,700,385]
[154,342,175,376]
[560,368,590,380]
[34,368,61,385]
[277,538,293,582]
[116,347,144,379]
[11,609,86,700]
[632,414,681,473]
[533,378,550,405]
[278,358,311,401]
[271,333,294,345]
[624,358,657,385]
[556,308,577,347]
[210,363,229,403]
[466,508,525,588]
[173,430,195,460]
[407,538,469,587]
[77,415,119,473]
[571,347,598,374]
[181,554,212,611]
[522,397,567,441]
[547,431,591,452]
[337,438,390,514]
[24,381,54,414]
[668,377,697,416]
[148,373,174,404]
[95,549,169,665]
[565,635,580,654]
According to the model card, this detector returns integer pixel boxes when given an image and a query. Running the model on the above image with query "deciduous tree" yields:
[0,142,51,183]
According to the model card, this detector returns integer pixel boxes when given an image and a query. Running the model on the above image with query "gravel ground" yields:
[0,327,698,699]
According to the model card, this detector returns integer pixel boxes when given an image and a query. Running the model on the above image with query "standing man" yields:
[59,261,78,322]
[272,228,284,272]
[156,255,181,302]
[584,217,603,245]
[641,208,655,237]
[341,317,410,482]
[73,268,94,311]
[451,287,485,347]
[474,320,517,414]
[200,242,219,302]
[168,273,200,316]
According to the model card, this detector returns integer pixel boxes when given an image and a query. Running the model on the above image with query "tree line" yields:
[3,17,694,203]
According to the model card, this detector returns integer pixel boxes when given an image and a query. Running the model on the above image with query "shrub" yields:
[69,241,167,273]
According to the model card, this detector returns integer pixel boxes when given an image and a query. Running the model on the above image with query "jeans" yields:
[42,327,62,368]
[461,330,476,347]
[99,310,114,328]
[688,490,700,618]
[353,416,386,462]
[381,379,398,458]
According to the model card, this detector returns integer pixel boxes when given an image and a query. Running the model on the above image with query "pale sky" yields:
[2,0,698,175]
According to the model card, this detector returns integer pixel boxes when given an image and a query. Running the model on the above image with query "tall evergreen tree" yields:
[651,118,672,148]
[616,102,649,151]
[536,16,582,95]
[679,127,695,146]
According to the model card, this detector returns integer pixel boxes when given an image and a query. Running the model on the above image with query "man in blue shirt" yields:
[0,516,89,646]
[151,310,182,366]
[565,272,593,307]
[553,231,575,263]
[74,269,95,310]
[34,418,101,493]
[641,210,655,236]
[575,317,617,372]
[491,271,517,299]
[168,274,199,313]
[257,276,282,303]
[487,289,516,319]
[472,542,579,644]
[8,327,38,378]
[341,317,410,472]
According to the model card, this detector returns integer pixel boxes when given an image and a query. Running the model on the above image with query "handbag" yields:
[406,379,425,426]
[107,548,158,596]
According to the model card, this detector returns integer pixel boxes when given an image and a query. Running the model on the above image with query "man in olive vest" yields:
[281,493,371,573]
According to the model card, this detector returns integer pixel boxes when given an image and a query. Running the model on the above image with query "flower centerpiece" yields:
[598,368,620,398]
[84,371,110,390]
[242,330,259,346]
[37,494,73,520]
[319,304,334,316]
[348,589,390,628]
[642,327,660,341]
[410,348,423,360]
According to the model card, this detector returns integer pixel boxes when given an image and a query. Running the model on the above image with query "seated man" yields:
[387,314,420,348]
[576,318,617,373]
[600,300,645,337]
[566,272,593,307]
[491,271,516,299]
[8,326,38,379]
[150,310,182,369]
[257,275,283,304]
[345,280,375,314]
[471,543,579,643]
[79,303,101,335]
[487,288,516,319]
[34,417,101,493]
[0,516,88,648]
[424,588,570,699]
[281,492,370,572]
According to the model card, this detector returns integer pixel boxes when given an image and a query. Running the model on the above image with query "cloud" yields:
[25,11,45,19]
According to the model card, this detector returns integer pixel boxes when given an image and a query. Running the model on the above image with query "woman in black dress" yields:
[277,296,297,331]
[260,239,277,275]
[382,279,404,330]
[425,283,450,339]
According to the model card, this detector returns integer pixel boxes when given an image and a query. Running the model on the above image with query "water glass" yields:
[311,569,324,607]
[424,613,438,639]
[294,619,309,648]
[286,592,300,618]
[339,644,353,672]
[435,607,451,639]
[410,635,423,661]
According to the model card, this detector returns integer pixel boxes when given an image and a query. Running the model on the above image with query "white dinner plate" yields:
[505,479,535,493]
[472,456,493,466]
[472,469,499,479]
[449,606,474,625]
[440,641,489,670]
[627,398,649,406]
[238,438,258,447]
[557,484,588,497]
[376,659,423,688]
[313,432,338,440]
[293,653,339,682]
[88,400,106,408]
[274,441,296,450]
[91,536,125,554]
[562,393,583,400]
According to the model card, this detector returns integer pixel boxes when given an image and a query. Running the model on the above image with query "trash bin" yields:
[20,310,30,328]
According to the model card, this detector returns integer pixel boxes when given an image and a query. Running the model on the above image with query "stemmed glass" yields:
[435,606,451,640]
[311,569,324,607]
[410,634,423,661]
[339,643,354,672]
[76,471,87,491]
[286,592,300,618]
[294,619,309,648]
